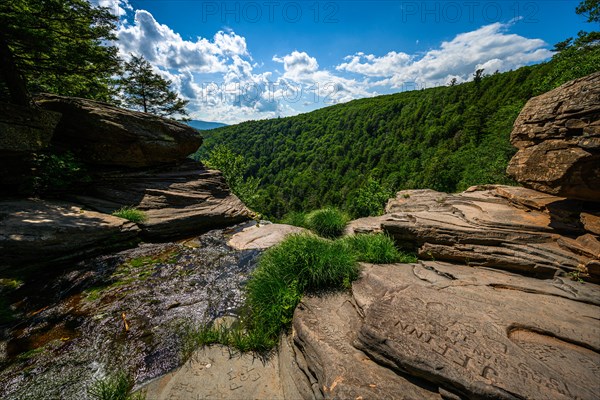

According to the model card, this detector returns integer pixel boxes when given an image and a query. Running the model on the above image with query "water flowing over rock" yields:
[381,186,600,282]
[507,72,600,201]
[0,199,139,270]
[289,262,600,400]
[0,225,261,400]
[35,94,202,168]
[71,161,252,240]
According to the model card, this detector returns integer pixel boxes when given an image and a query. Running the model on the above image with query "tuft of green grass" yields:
[112,207,147,224]
[88,371,145,400]
[304,207,350,238]
[342,233,418,264]
[179,233,415,355]
[246,234,357,340]
[280,211,307,228]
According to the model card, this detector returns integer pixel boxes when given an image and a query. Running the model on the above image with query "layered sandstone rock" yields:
[507,72,600,201]
[0,199,139,269]
[71,161,251,240]
[36,94,202,168]
[381,186,600,282]
[289,262,600,399]
[0,102,60,187]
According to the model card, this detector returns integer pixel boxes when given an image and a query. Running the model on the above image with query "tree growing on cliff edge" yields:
[119,54,189,119]
[0,0,120,105]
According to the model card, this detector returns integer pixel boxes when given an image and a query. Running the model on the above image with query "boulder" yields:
[381,186,600,282]
[290,262,600,400]
[0,102,60,187]
[228,222,307,250]
[0,199,139,270]
[71,161,252,240]
[35,94,202,168]
[507,72,600,201]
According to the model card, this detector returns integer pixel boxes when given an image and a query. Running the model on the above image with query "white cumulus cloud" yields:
[338,22,553,88]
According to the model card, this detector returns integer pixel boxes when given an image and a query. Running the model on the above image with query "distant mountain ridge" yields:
[186,120,227,131]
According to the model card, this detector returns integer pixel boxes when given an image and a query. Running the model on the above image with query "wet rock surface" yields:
[0,224,260,400]
[291,262,600,400]
[35,94,202,168]
[506,72,600,201]
[381,186,600,282]
[0,198,140,269]
[72,161,252,240]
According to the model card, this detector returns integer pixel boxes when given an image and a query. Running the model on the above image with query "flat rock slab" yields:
[0,199,139,269]
[382,186,600,282]
[143,346,284,400]
[291,292,443,399]
[353,262,600,400]
[228,223,307,250]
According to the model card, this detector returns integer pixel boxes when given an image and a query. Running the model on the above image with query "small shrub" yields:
[112,207,147,223]
[342,233,416,264]
[305,207,349,238]
[29,150,91,194]
[346,178,392,218]
[88,371,145,400]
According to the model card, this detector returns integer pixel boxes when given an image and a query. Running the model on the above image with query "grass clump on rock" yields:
[180,232,415,354]
[88,371,145,400]
[246,234,358,338]
[304,207,350,238]
[112,206,147,224]
[342,233,417,264]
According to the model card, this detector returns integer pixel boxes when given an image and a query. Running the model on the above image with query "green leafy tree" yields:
[201,144,260,209]
[0,0,120,105]
[576,0,600,22]
[346,178,392,218]
[119,54,189,119]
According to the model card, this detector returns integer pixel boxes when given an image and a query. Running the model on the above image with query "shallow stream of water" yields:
[0,223,261,400]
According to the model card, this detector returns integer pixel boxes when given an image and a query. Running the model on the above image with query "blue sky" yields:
[97,0,591,123]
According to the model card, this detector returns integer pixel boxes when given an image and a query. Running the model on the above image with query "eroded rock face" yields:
[0,103,61,187]
[507,72,600,201]
[382,186,600,282]
[35,94,202,168]
[72,161,252,240]
[0,199,139,269]
[290,262,600,400]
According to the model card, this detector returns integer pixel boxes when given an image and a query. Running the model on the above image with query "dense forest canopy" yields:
[196,34,600,218]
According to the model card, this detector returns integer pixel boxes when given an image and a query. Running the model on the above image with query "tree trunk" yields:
[0,31,30,106]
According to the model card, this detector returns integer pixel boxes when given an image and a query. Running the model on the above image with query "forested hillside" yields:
[196,33,600,218]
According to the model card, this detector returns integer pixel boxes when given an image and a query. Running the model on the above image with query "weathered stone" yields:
[0,102,61,187]
[72,161,251,240]
[143,345,285,400]
[582,212,600,236]
[228,222,308,250]
[292,262,600,400]
[35,94,202,168]
[507,72,600,201]
[290,292,443,400]
[382,187,600,282]
[0,199,139,270]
